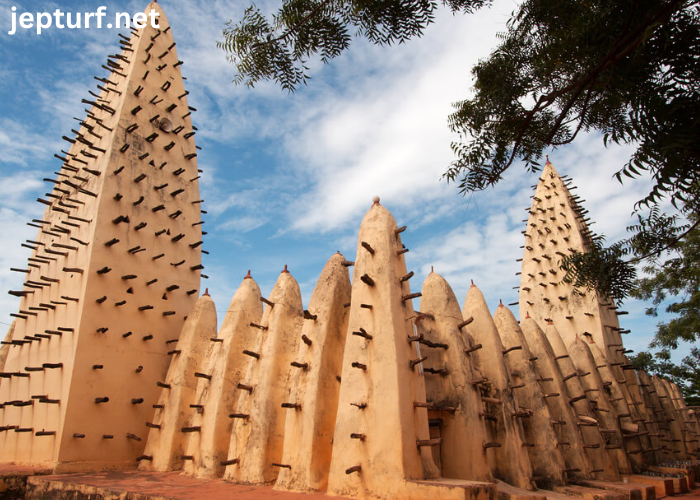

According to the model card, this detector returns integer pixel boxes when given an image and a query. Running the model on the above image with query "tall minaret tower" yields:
[518,159,626,362]
[0,3,203,471]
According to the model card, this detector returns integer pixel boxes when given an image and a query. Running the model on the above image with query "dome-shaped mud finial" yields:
[244,270,252,280]
[282,264,289,274]
[372,195,380,205]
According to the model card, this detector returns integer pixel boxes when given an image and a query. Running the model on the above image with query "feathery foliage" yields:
[218,0,490,92]
[632,212,700,349]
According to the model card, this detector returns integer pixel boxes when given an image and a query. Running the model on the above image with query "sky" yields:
[0,0,681,358]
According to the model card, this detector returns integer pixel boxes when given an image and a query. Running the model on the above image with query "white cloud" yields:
[0,120,58,168]
[218,215,267,233]
[0,207,43,328]
[278,7,514,233]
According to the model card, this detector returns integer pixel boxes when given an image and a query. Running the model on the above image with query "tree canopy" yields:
[218,0,491,92]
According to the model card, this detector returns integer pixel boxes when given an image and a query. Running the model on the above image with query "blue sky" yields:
[0,0,682,358]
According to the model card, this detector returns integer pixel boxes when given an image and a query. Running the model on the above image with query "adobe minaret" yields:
[223,267,304,484]
[274,253,352,492]
[518,159,625,362]
[137,293,217,471]
[417,272,493,484]
[0,3,202,471]
[326,198,442,499]
[462,285,534,490]
[182,274,263,479]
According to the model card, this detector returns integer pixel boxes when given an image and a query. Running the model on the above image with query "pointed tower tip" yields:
[282,264,289,274]
[244,270,252,280]
[499,299,503,307]
[203,288,209,296]
[372,195,380,206]
[431,266,434,274]
[470,279,475,287]
[545,154,551,165]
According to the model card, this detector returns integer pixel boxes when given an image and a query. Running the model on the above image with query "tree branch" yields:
[627,217,700,264]
[251,0,333,50]
[504,0,685,170]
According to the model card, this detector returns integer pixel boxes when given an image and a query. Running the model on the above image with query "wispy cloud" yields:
[218,215,268,233]
[0,120,58,168]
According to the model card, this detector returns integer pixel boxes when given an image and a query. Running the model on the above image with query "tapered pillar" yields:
[463,285,534,490]
[520,315,592,480]
[544,322,619,481]
[494,304,567,488]
[182,274,263,478]
[327,199,444,499]
[223,268,303,484]
[274,253,351,492]
[567,337,632,474]
[417,272,493,483]
[651,375,688,458]
[584,338,655,466]
[139,293,217,471]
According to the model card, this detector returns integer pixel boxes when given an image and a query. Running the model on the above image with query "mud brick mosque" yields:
[1,3,698,500]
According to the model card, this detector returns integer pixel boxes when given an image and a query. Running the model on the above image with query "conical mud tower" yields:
[584,338,654,467]
[519,316,592,480]
[637,370,674,461]
[544,322,619,481]
[462,285,534,490]
[417,272,492,483]
[327,199,495,500]
[138,293,217,471]
[326,198,440,498]
[0,2,202,471]
[518,160,626,362]
[493,304,567,488]
[181,274,263,478]
[567,337,632,475]
[223,268,303,484]
[274,253,352,492]
[651,376,689,458]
